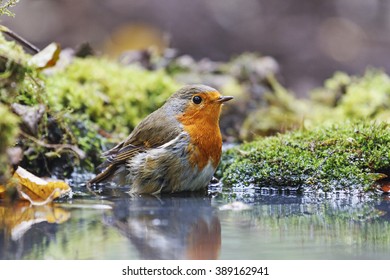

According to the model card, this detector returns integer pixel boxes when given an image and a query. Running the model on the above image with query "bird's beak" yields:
[217,96,234,103]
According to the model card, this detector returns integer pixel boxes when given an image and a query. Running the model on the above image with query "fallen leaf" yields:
[13,166,71,205]
[377,178,390,193]
[28,42,61,69]
[0,184,5,199]
[41,48,75,74]
[381,182,390,193]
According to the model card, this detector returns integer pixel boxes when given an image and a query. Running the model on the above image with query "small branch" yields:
[0,25,40,54]
[20,131,86,159]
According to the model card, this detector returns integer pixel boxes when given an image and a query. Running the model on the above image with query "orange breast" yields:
[177,101,223,170]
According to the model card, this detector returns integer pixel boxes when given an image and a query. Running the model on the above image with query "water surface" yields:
[1,181,390,259]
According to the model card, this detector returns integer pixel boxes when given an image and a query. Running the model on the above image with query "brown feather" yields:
[110,146,145,164]
[87,163,117,186]
[89,105,182,185]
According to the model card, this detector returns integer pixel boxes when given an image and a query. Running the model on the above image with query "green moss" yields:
[0,31,30,62]
[335,70,390,121]
[309,69,390,124]
[310,71,351,107]
[0,33,44,108]
[0,103,19,182]
[219,122,390,193]
[45,58,180,137]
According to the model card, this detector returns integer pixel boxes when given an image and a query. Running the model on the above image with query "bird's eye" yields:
[192,96,202,104]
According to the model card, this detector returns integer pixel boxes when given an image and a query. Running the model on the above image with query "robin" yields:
[88,85,233,194]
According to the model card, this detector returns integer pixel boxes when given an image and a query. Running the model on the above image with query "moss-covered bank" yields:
[218,122,390,193]
[0,32,180,176]
[218,69,390,194]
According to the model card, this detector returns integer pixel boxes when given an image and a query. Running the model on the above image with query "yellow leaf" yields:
[0,184,5,199]
[13,166,71,205]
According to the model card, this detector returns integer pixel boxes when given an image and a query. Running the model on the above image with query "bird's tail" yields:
[87,164,117,186]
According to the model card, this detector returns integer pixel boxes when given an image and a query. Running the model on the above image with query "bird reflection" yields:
[105,193,221,259]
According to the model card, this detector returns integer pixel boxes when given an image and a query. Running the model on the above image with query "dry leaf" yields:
[28,42,61,69]
[378,177,390,193]
[380,182,390,193]
[0,202,70,241]
[13,166,71,205]
[0,184,5,199]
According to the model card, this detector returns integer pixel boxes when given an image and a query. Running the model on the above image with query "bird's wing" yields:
[122,108,182,148]
[89,142,146,186]
[89,108,182,185]
[105,143,144,164]
[104,108,182,163]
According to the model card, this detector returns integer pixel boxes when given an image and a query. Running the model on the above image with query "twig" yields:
[0,25,40,54]
[20,130,86,159]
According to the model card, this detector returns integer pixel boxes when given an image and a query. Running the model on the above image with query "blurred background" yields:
[3,0,390,95]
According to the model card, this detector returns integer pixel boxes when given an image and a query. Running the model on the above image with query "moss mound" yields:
[219,122,390,193]
[240,69,390,139]
[312,70,390,122]
[45,58,179,137]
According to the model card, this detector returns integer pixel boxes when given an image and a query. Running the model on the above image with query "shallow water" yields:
[1,180,390,260]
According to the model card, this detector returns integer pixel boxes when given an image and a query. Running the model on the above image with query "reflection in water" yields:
[105,194,221,259]
[217,193,390,259]
[1,188,390,259]
[0,202,70,259]
[376,196,390,221]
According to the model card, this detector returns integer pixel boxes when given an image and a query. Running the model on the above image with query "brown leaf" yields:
[381,182,390,193]
[377,177,390,193]
[28,42,61,69]
[13,166,71,205]
[0,184,5,199]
